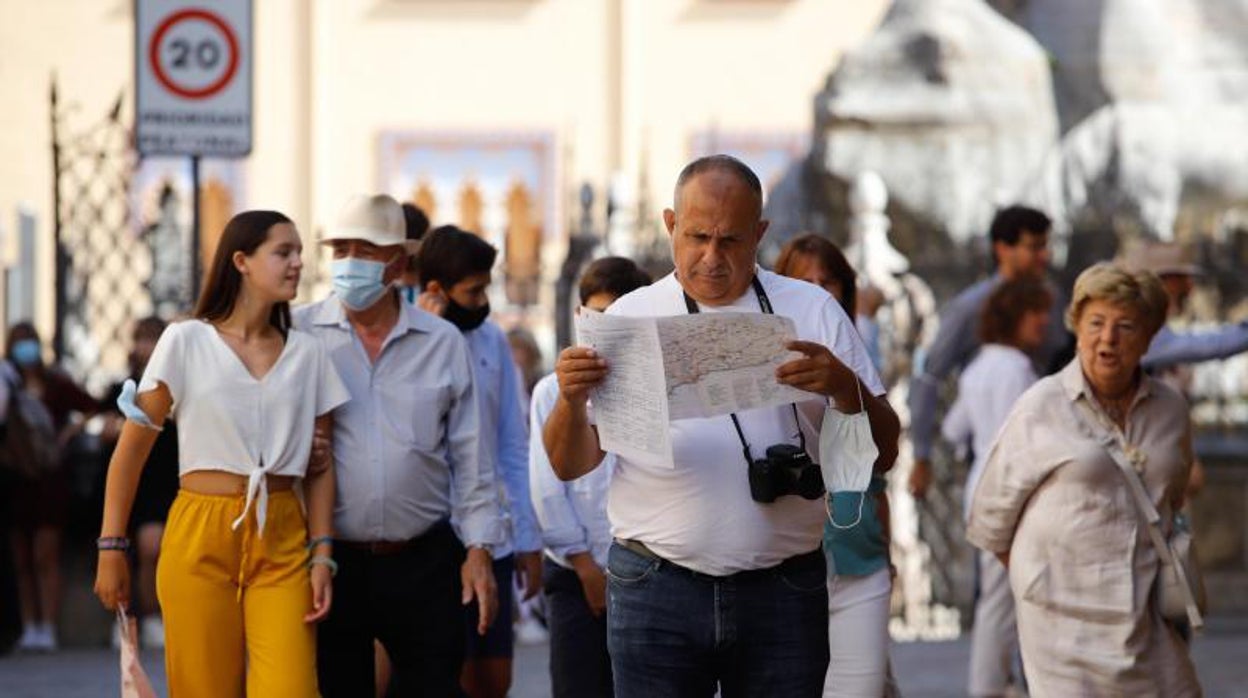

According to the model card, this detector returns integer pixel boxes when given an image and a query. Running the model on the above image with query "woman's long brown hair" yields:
[193,210,293,335]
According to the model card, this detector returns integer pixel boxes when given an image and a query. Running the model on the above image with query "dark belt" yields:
[615,537,662,561]
[337,520,453,556]
[614,537,823,580]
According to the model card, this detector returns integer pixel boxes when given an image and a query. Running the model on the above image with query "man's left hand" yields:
[515,551,543,601]
[776,340,861,408]
[462,547,498,636]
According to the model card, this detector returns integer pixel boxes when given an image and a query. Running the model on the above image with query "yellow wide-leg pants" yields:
[156,489,318,697]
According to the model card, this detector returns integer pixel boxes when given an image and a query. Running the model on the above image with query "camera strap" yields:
[682,275,807,468]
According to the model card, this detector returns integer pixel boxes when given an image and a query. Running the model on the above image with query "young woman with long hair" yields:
[94,210,349,696]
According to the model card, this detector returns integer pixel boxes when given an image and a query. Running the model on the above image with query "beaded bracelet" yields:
[97,536,131,552]
[308,555,338,577]
[306,535,334,551]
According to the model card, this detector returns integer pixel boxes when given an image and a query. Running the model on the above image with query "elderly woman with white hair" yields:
[967,262,1202,696]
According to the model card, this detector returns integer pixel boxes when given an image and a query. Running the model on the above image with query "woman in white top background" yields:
[94,210,349,697]
[941,278,1051,698]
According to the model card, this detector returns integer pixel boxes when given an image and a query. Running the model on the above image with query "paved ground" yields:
[2,616,1246,697]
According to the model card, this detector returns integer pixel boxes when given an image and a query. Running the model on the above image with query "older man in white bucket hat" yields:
[293,193,503,697]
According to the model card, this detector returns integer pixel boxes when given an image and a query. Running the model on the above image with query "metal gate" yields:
[50,80,158,393]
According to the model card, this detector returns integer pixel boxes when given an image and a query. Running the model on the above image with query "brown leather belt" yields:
[336,520,453,556]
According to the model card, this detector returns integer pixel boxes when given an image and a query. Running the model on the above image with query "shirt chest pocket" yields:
[382,384,451,451]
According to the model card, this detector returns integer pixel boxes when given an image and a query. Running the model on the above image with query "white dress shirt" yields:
[529,373,614,569]
[293,295,501,547]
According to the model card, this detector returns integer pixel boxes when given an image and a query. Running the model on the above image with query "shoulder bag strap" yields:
[1067,398,1203,629]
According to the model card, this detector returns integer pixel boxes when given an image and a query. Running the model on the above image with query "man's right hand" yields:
[908,458,932,499]
[554,346,609,408]
[462,547,498,636]
[569,553,607,617]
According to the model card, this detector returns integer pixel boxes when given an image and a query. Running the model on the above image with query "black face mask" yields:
[444,299,490,332]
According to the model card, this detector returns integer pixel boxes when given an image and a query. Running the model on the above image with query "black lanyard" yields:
[681,276,807,467]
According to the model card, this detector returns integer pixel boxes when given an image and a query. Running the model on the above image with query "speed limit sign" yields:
[136,0,252,156]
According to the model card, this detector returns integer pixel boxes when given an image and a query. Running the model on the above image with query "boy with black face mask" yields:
[416,225,542,698]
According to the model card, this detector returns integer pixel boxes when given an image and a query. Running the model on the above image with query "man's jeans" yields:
[606,542,829,698]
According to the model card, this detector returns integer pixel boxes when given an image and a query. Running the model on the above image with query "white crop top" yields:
[138,320,350,532]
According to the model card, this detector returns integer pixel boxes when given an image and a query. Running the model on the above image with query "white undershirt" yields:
[604,269,884,576]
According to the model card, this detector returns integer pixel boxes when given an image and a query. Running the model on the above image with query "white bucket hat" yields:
[321,194,422,253]
[1121,241,1202,277]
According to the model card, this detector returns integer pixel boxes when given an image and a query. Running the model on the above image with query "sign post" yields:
[136,0,252,297]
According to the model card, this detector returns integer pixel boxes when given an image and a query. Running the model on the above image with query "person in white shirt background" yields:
[414,224,543,698]
[530,256,652,698]
[94,210,349,696]
[941,278,1052,698]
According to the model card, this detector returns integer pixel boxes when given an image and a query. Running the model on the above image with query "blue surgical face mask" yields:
[11,339,41,367]
[331,257,391,311]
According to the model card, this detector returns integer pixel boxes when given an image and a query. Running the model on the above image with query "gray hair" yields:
[1065,262,1169,337]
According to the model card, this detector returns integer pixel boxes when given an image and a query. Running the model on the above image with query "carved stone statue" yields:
[844,172,953,638]
[815,0,1059,249]
[1000,0,1248,247]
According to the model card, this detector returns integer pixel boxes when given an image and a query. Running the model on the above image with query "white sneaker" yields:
[16,625,40,652]
[514,616,549,645]
[25,623,57,653]
[140,616,165,649]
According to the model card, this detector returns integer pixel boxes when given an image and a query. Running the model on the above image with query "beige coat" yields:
[967,361,1201,697]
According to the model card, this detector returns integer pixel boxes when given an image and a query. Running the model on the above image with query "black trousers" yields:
[317,522,466,698]
[544,559,613,698]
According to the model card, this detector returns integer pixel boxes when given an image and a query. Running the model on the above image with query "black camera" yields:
[748,443,824,503]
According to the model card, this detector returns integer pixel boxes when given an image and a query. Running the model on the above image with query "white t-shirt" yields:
[605,268,885,575]
[139,319,349,530]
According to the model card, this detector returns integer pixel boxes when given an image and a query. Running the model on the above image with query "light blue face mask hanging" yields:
[819,373,878,529]
[331,257,391,311]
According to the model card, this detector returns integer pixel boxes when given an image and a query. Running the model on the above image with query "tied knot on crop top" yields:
[117,320,349,534]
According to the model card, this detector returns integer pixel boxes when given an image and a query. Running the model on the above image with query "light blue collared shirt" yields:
[463,320,542,557]
[1141,321,1248,371]
[293,295,501,547]
[527,373,613,569]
